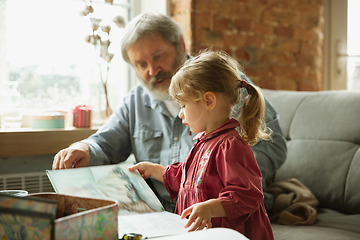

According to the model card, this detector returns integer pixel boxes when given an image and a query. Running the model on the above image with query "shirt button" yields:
[172,159,177,163]
[174,137,179,141]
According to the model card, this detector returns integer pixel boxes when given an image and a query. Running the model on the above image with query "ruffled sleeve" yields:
[216,136,264,220]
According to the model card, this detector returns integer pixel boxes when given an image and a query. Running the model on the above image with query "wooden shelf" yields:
[0,127,97,157]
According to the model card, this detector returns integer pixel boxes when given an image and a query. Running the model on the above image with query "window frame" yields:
[324,0,360,90]
[324,0,348,90]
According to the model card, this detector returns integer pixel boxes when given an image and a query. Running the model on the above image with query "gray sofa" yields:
[262,89,360,240]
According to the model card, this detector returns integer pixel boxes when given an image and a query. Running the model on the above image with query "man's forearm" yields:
[252,117,287,180]
[70,142,90,152]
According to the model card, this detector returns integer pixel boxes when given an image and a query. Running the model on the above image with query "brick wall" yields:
[171,0,324,91]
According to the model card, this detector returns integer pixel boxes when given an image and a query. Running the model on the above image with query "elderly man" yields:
[52,12,287,213]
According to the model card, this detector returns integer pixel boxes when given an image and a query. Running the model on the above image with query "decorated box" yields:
[32,112,65,129]
[0,193,118,240]
[0,193,57,239]
[73,105,92,128]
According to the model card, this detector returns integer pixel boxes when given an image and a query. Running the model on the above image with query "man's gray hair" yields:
[121,12,185,64]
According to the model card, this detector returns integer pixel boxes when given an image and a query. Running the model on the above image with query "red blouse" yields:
[163,118,274,240]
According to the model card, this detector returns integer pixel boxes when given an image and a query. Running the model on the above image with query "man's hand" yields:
[128,162,164,182]
[52,142,90,170]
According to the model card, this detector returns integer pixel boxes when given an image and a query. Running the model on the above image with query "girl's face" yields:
[178,98,208,134]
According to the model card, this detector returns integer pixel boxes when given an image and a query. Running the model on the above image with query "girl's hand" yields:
[181,202,213,231]
[128,162,165,182]
[128,162,154,179]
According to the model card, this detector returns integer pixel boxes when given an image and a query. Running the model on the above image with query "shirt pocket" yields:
[133,124,163,162]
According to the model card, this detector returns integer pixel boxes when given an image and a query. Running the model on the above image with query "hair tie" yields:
[239,80,247,88]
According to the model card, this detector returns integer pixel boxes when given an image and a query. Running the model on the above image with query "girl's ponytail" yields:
[238,81,271,145]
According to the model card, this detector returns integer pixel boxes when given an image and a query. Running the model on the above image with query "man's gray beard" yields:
[139,52,186,101]
[139,78,172,101]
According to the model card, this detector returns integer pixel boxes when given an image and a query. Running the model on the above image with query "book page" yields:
[118,211,189,239]
[46,160,164,214]
[158,227,249,240]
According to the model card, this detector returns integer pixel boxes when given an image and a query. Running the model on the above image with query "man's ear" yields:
[203,92,216,111]
[180,38,186,53]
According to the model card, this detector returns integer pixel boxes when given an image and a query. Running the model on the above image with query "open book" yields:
[46,159,248,240]
[46,159,189,239]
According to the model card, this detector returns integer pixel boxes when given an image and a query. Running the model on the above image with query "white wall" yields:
[131,0,168,17]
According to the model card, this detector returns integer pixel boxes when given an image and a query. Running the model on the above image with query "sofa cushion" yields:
[262,90,360,214]
[272,223,360,240]
[272,208,360,240]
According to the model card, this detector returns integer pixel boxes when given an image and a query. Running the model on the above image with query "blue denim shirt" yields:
[83,74,287,211]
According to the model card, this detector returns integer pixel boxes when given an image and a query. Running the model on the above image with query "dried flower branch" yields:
[79,0,126,117]
[113,15,126,28]
[79,4,94,16]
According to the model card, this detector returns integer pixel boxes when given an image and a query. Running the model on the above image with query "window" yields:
[0,0,168,130]
[0,0,131,127]
[347,0,360,90]
[324,0,360,90]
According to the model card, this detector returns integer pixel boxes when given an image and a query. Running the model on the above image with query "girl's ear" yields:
[203,92,216,111]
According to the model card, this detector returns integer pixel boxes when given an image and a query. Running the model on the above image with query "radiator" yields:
[0,171,54,194]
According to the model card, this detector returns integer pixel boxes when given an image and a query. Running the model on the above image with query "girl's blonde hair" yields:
[169,49,271,145]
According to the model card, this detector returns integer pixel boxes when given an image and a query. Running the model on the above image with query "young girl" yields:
[129,50,274,240]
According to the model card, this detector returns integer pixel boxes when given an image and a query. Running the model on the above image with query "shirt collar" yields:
[193,118,240,141]
[141,86,176,119]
